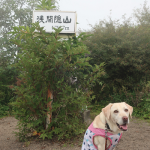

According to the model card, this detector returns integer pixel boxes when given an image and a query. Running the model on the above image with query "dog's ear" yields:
[124,102,133,118]
[102,103,113,120]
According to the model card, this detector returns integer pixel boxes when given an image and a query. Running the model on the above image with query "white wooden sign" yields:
[33,10,77,34]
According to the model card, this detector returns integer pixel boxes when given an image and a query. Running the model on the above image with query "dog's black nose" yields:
[123,116,128,123]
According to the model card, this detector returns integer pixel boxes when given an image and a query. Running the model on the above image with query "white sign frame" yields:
[32,10,77,34]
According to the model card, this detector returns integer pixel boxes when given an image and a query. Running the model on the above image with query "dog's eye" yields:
[125,109,128,112]
[114,110,118,113]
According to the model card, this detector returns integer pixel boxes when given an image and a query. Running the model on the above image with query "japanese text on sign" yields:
[36,15,71,30]
[33,11,76,33]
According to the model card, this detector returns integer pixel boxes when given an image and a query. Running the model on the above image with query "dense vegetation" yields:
[1,0,105,141]
[9,23,104,141]
[0,0,150,141]
[0,0,58,118]
[83,1,150,118]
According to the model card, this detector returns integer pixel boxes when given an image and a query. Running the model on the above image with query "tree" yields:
[133,0,150,25]
[83,2,150,102]
[0,0,58,65]
[0,0,58,117]
[7,0,105,141]
[10,23,105,141]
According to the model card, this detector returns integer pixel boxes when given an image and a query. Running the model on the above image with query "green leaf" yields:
[40,133,48,140]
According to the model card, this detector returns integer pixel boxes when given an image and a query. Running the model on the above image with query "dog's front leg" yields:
[97,144,105,150]
[94,136,108,150]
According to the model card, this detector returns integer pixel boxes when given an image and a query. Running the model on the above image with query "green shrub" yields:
[0,66,18,118]
[83,2,150,102]
[0,105,9,118]
[142,81,150,118]
[9,23,105,141]
[104,84,150,119]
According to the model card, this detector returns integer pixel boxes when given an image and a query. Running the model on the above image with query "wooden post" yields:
[46,88,53,129]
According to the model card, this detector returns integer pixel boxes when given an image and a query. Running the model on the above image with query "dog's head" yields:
[102,102,133,131]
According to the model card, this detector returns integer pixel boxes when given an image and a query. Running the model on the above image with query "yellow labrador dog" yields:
[81,102,133,150]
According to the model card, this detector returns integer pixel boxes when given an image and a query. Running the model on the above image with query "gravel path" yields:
[0,117,150,150]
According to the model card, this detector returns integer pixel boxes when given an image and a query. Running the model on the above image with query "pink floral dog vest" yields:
[81,123,122,150]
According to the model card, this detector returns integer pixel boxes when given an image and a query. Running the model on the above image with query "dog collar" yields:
[105,122,113,132]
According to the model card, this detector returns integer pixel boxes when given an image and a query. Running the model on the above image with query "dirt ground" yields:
[0,116,150,150]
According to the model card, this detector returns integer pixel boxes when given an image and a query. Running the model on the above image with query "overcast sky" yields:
[58,0,150,31]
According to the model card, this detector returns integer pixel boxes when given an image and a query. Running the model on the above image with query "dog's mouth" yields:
[116,123,128,131]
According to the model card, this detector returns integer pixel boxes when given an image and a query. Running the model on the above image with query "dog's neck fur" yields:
[93,112,123,135]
